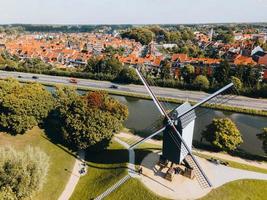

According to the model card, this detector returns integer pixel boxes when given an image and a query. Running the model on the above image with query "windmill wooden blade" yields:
[130,127,166,149]
[135,68,166,116]
[135,67,213,188]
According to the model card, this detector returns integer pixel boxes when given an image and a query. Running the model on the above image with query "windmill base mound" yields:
[139,151,212,200]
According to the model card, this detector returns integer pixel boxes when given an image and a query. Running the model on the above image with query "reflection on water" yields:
[46,86,267,156]
[113,95,267,156]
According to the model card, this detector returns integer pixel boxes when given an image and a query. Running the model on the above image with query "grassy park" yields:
[0,126,75,200]
[70,141,129,200]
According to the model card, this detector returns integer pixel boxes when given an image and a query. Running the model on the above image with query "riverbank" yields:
[14,78,267,117]
[116,132,267,174]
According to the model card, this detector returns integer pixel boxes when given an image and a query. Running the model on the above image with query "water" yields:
[113,96,267,156]
[47,86,267,156]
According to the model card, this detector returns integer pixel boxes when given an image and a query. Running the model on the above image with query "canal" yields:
[113,95,267,156]
[47,86,267,156]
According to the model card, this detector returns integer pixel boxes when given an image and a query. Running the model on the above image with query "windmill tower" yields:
[131,67,234,188]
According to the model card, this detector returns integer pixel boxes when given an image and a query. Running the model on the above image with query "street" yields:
[0,70,266,111]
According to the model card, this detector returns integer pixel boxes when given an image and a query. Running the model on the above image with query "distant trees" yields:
[160,59,172,79]
[116,67,139,84]
[0,146,49,199]
[214,60,231,85]
[181,64,195,84]
[194,75,210,90]
[231,76,243,91]
[0,79,54,134]
[121,28,154,45]
[54,88,128,150]
[202,118,243,151]
[84,57,123,76]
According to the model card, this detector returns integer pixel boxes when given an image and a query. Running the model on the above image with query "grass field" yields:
[200,179,267,200]
[107,178,168,200]
[70,141,129,200]
[194,152,267,174]
[0,126,75,200]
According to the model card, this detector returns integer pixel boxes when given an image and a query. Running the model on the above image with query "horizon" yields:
[1,0,267,24]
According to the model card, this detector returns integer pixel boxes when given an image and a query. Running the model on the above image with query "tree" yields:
[115,67,139,84]
[214,60,230,84]
[0,79,54,134]
[121,28,154,45]
[0,146,49,199]
[182,64,195,84]
[194,75,210,90]
[84,91,128,121]
[257,128,267,154]
[160,59,172,80]
[202,118,243,151]
[84,57,123,76]
[231,76,243,91]
[55,89,128,150]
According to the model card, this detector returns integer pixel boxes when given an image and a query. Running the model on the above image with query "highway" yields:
[0,70,267,111]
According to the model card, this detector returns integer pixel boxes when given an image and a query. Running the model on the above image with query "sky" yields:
[0,0,267,24]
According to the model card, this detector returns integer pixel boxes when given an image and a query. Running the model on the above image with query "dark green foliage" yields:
[181,64,195,84]
[84,57,123,76]
[121,28,154,45]
[214,60,231,84]
[160,59,172,80]
[194,75,210,90]
[0,79,54,134]
[115,67,139,84]
[202,118,243,151]
[257,128,267,154]
[54,88,128,150]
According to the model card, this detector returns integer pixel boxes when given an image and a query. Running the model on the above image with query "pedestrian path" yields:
[58,150,85,200]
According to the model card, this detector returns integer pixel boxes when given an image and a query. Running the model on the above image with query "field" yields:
[0,126,75,200]
[70,141,129,200]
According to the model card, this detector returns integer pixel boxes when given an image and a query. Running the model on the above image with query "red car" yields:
[69,78,78,84]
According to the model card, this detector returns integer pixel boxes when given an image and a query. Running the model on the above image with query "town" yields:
[1,1,267,200]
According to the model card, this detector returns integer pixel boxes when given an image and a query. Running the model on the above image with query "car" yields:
[69,78,78,84]
[18,75,22,78]
[32,76,39,79]
[110,85,118,89]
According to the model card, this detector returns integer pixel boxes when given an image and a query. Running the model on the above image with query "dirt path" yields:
[58,150,85,200]
[117,132,267,170]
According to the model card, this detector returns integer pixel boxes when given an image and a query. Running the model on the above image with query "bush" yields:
[231,76,243,91]
[194,75,210,90]
[257,128,267,154]
[202,118,243,151]
[0,146,49,199]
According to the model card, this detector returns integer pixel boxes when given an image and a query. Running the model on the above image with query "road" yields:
[0,70,267,111]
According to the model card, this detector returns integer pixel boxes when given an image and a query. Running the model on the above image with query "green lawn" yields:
[70,141,129,200]
[107,178,168,200]
[0,126,75,200]
[200,179,267,200]
[194,152,267,174]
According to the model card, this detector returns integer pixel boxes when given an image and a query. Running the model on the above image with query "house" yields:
[233,55,257,66]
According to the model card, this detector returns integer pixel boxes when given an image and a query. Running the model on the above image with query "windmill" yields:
[129,67,235,188]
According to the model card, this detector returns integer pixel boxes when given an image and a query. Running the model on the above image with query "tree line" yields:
[0,79,128,150]
[1,51,267,98]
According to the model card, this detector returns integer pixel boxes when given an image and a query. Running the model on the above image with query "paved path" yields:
[1,70,267,111]
[117,132,267,170]
[140,151,267,200]
[58,150,85,200]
